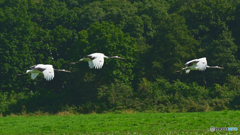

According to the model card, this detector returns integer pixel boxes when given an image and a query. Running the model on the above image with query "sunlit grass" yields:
[0,110,239,134]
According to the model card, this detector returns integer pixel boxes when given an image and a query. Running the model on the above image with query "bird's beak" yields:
[219,67,224,69]
[119,57,124,59]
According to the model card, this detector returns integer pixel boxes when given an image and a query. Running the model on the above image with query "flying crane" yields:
[71,53,124,69]
[175,57,224,73]
[17,64,70,81]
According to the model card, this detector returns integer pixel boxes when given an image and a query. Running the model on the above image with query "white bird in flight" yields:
[71,53,124,69]
[175,57,224,74]
[17,64,70,81]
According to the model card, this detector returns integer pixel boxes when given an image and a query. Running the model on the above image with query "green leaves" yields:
[1,0,240,114]
[97,80,133,110]
[180,0,236,39]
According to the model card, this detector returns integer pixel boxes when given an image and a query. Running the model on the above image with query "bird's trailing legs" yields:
[70,59,84,65]
[54,69,71,73]
[174,67,190,74]
[175,68,184,73]
[70,61,78,65]
[16,73,27,76]
[70,62,77,65]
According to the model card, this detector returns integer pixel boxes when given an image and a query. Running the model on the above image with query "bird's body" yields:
[71,53,124,69]
[81,53,106,69]
[175,57,223,73]
[17,64,70,81]
[26,64,55,81]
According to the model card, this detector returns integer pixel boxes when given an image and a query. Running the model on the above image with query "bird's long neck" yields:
[108,56,120,59]
[207,66,219,68]
[54,69,71,72]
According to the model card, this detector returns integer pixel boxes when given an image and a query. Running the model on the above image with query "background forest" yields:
[1,0,240,115]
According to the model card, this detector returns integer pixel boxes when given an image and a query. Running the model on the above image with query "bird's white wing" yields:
[89,53,105,57]
[81,53,104,62]
[197,58,207,71]
[34,64,47,72]
[185,59,199,66]
[92,56,104,69]
[31,73,39,80]
[88,61,94,69]
[42,66,54,81]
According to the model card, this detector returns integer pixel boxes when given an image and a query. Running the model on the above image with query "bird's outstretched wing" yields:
[30,65,37,69]
[83,53,103,61]
[88,61,94,69]
[31,73,39,80]
[92,56,104,69]
[41,65,54,81]
[184,59,199,67]
[85,55,96,60]
[197,58,207,71]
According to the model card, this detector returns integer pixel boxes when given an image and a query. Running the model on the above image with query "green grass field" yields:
[0,110,239,135]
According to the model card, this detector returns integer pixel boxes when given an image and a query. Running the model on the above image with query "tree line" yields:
[0,0,240,115]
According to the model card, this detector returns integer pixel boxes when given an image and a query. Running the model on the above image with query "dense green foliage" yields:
[0,111,240,134]
[0,0,240,115]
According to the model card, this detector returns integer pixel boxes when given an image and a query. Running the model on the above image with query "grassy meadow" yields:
[0,110,239,135]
